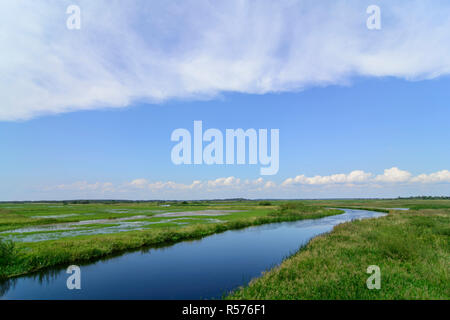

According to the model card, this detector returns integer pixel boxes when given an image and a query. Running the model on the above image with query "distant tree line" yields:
[3,196,448,205]
[0,198,251,205]
[397,196,450,200]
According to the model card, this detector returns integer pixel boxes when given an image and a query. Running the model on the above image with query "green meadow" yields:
[0,201,340,278]
[228,199,450,300]
[0,198,448,300]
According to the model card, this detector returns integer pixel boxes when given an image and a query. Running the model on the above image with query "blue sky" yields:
[2,76,450,200]
[1,1,450,200]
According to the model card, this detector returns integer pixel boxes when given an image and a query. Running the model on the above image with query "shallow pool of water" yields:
[0,209,385,300]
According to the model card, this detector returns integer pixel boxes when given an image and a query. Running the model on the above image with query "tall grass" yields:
[0,238,16,265]
[0,238,18,279]
[1,206,342,279]
[227,208,450,299]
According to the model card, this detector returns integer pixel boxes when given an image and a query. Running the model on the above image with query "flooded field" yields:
[0,208,385,299]
[0,209,239,243]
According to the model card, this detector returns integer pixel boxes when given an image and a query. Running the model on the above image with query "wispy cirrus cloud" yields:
[2,1,450,120]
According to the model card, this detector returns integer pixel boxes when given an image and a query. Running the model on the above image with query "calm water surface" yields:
[0,209,385,300]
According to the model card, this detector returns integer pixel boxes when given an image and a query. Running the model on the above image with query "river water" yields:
[0,208,385,300]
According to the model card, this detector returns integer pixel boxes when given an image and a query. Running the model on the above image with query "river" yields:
[0,208,385,300]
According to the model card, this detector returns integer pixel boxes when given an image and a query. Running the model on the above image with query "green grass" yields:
[0,238,17,267]
[3,198,448,299]
[227,204,450,300]
[0,202,341,279]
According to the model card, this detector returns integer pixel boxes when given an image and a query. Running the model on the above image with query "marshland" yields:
[0,198,448,299]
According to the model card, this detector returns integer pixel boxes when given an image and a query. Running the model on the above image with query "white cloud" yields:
[374,167,412,183]
[264,181,276,189]
[207,177,241,187]
[2,1,450,120]
[41,167,450,199]
[282,170,372,186]
[129,178,149,188]
[411,170,450,183]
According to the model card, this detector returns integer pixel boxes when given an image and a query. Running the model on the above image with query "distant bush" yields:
[271,202,314,216]
[0,238,17,266]
[258,201,272,206]
[280,202,307,212]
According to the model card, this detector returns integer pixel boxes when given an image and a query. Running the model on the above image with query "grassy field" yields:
[1,198,448,299]
[228,199,450,299]
[0,201,341,279]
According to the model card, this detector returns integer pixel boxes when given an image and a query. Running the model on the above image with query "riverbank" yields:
[0,203,342,279]
[227,207,450,299]
[0,208,382,299]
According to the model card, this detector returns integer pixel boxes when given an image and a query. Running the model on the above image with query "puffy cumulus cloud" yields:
[411,170,450,183]
[374,167,412,183]
[129,178,149,188]
[264,181,277,189]
[282,170,372,186]
[284,167,450,186]
[2,1,450,120]
[207,177,241,187]
[45,176,275,199]
[38,167,450,200]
